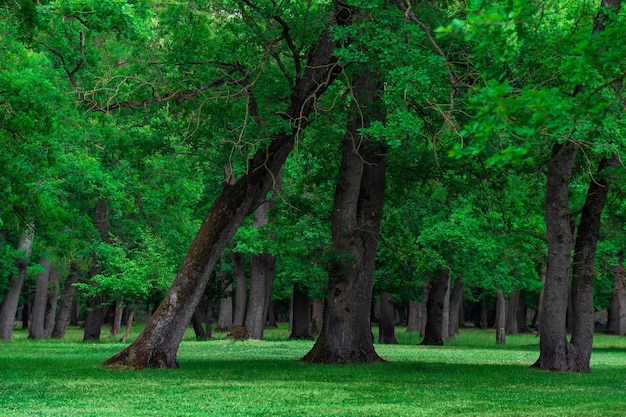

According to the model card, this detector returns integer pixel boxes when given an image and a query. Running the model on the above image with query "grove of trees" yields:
[1,0,625,373]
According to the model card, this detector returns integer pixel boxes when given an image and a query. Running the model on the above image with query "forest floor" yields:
[0,325,625,416]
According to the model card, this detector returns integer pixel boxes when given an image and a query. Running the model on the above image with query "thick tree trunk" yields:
[448,280,464,338]
[246,253,270,339]
[420,269,450,346]
[533,142,578,370]
[83,296,110,341]
[29,256,51,339]
[0,229,34,341]
[495,290,507,344]
[43,266,59,338]
[311,297,323,335]
[290,283,312,340]
[52,261,80,338]
[378,292,398,344]
[302,70,386,364]
[607,252,626,335]
[535,264,546,335]
[104,7,351,368]
[406,300,422,333]
[232,252,247,327]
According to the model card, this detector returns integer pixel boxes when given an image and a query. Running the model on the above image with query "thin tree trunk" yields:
[378,292,398,344]
[43,266,59,338]
[480,297,489,329]
[496,290,506,344]
[290,283,312,340]
[607,251,626,335]
[0,229,34,341]
[29,256,51,339]
[111,301,124,337]
[421,284,430,335]
[516,290,528,333]
[52,261,79,339]
[232,252,247,327]
[302,70,386,364]
[506,289,519,335]
[421,269,450,346]
[120,304,138,344]
[104,8,351,368]
[448,280,464,338]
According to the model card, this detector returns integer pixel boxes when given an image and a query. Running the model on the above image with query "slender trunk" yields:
[290,283,312,340]
[216,283,233,332]
[496,290,506,344]
[43,266,59,338]
[0,229,34,341]
[480,297,489,329]
[69,298,79,326]
[120,304,138,344]
[421,284,430,335]
[506,289,519,335]
[516,290,528,333]
[607,251,626,335]
[302,70,386,364]
[29,256,51,339]
[448,280,464,338]
[105,4,352,368]
[420,269,450,346]
[52,261,79,339]
[111,301,124,337]
[406,300,422,333]
[441,273,451,342]
[232,253,247,327]
[311,298,323,335]
[378,292,398,344]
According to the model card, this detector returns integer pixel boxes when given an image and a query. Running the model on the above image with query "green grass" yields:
[1,325,625,416]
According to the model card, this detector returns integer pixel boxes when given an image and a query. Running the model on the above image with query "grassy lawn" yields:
[1,325,625,416]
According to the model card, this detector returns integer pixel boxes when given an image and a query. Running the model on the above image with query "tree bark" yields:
[232,252,247,327]
[607,251,626,335]
[420,269,450,346]
[29,256,51,339]
[302,70,386,364]
[43,265,59,338]
[421,284,430,335]
[378,292,398,344]
[0,229,34,341]
[290,283,312,340]
[104,6,352,368]
[496,290,506,344]
[506,289,519,335]
[52,261,80,338]
[311,297,323,335]
[406,300,422,333]
[215,283,233,332]
[448,280,464,338]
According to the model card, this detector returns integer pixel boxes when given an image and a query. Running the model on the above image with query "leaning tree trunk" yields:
[302,71,387,364]
[421,269,450,346]
[0,229,34,341]
[29,256,52,339]
[378,292,398,344]
[104,6,352,369]
[289,283,312,340]
[569,154,619,372]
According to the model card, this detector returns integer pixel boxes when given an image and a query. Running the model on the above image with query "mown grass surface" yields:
[1,325,625,416]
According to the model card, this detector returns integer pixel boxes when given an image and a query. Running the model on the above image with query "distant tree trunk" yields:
[216,283,233,332]
[378,292,398,344]
[421,269,450,346]
[311,298,323,335]
[448,280,464,338]
[52,261,79,339]
[302,71,386,364]
[22,301,30,329]
[406,300,422,332]
[506,289,519,335]
[69,298,79,326]
[516,290,528,333]
[120,304,138,344]
[421,284,430,336]
[607,251,626,335]
[290,283,312,340]
[480,297,489,329]
[104,7,352,369]
[441,273,451,342]
[43,266,59,338]
[232,253,247,327]
[246,253,270,339]
[111,301,124,337]
[495,290,507,344]
[29,256,52,339]
[191,295,211,340]
[0,229,34,341]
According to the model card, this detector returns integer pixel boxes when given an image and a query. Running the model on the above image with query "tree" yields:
[104,1,355,369]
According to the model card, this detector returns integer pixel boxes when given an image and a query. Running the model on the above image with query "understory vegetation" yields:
[1,326,625,417]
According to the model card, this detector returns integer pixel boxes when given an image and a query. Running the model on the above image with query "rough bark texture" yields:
[421,269,450,346]
[43,266,59,338]
[289,283,312,340]
[52,261,79,338]
[406,300,422,333]
[0,229,34,341]
[232,253,247,327]
[29,256,51,339]
[607,252,626,335]
[378,292,398,344]
[302,71,386,364]
[216,283,233,332]
[104,5,351,368]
